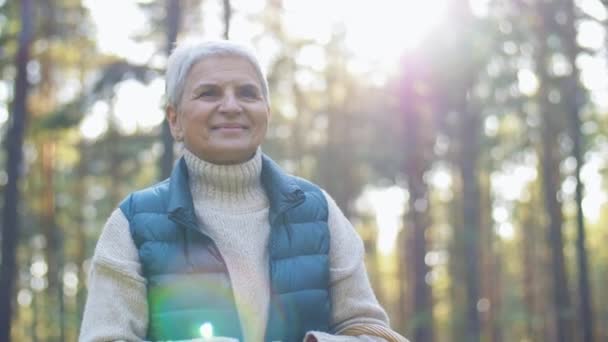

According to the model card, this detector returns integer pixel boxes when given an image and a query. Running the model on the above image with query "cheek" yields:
[182,109,210,126]
[255,108,270,127]
[256,116,269,136]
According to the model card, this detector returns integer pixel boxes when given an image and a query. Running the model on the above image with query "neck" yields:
[183,148,268,213]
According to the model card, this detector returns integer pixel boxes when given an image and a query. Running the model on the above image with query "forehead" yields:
[185,55,260,86]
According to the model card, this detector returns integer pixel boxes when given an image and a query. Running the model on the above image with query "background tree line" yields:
[1,0,608,341]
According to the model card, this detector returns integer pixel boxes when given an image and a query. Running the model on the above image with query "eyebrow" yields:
[191,83,218,92]
[192,82,261,92]
[238,83,261,91]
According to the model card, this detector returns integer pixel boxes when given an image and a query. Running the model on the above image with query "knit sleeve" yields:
[302,191,408,342]
[79,208,148,342]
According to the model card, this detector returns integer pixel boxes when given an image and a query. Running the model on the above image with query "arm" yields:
[79,209,148,342]
[303,192,408,342]
[79,210,242,342]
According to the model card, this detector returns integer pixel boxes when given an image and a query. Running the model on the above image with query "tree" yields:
[560,0,595,339]
[160,0,181,179]
[440,1,482,340]
[222,0,232,40]
[400,54,435,342]
[0,0,34,340]
[533,1,575,340]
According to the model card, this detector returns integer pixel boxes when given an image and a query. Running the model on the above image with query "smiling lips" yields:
[212,123,248,131]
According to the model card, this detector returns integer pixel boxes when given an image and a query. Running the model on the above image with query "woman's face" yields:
[167,56,270,164]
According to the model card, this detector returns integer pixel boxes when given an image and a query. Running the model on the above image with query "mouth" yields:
[211,123,248,131]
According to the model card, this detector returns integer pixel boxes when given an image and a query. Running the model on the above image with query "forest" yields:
[1,0,608,341]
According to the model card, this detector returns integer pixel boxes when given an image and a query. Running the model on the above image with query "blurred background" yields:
[1,0,608,341]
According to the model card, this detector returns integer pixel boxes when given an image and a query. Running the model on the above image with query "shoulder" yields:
[276,174,330,224]
[292,175,328,206]
[119,178,171,219]
[261,154,328,212]
[93,208,142,274]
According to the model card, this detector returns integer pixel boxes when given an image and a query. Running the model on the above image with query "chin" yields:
[210,147,257,164]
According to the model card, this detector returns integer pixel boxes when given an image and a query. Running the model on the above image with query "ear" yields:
[166,105,183,141]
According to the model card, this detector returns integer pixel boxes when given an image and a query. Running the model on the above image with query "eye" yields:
[199,90,218,97]
[238,85,261,99]
[195,86,220,99]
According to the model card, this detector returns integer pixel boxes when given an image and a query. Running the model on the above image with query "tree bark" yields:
[521,194,548,341]
[75,144,88,323]
[222,0,231,40]
[160,0,181,180]
[0,0,34,340]
[561,0,595,340]
[457,103,481,342]
[400,57,434,342]
[451,1,481,339]
[479,170,503,342]
[319,35,356,216]
[534,2,575,341]
[41,141,63,341]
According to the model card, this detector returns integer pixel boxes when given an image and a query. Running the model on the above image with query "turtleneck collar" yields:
[183,148,269,213]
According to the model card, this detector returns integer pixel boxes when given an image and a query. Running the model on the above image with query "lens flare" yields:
[200,322,214,339]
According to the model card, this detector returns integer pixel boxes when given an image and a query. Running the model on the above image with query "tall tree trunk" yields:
[404,123,433,342]
[452,2,481,338]
[479,170,502,342]
[319,35,356,216]
[446,158,466,342]
[41,141,62,341]
[521,205,538,341]
[439,1,481,338]
[400,57,434,342]
[107,124,123,206]
[291,76,307,171]
[36,1,63,339]
[534,2,575,341]
[0,0,34,340]
[398,229,410,335]
[520,191,550,341]
[539,57,575,342]
[561,0,595,340]
[75,144,88,323]
[32,284,39,342]
[222,0,231,39]
[457,102,481,342]
[160,0,181,180]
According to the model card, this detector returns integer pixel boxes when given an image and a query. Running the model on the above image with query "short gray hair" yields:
[165,40,270,109]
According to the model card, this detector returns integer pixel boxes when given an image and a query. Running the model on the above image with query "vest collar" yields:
[167,158,198,230]
[166,154,305,228]
[260,155,305,224]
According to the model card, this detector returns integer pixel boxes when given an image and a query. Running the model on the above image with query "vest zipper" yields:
[270,192,305,227]
[269,193,305,255]
[265,194,306,341]
[177,217,244,338]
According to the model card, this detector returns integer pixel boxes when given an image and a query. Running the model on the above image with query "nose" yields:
[218,91,242,115]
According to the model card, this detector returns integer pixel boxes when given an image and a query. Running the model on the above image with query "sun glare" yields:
[491,164,537,202]
[581,152,607,223]
[113,79,165,134]
[199,322,214,339]
[357,186,407,256]
[83,0,155,64]
[283,0,447,77]
[85,0,449,86]
[80,101,109,141]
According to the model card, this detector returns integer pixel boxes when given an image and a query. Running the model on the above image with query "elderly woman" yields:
[80,40,407,342]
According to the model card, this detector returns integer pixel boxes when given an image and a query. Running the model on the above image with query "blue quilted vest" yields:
[119,155,331,342]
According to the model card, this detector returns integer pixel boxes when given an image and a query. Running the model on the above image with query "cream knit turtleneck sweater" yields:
[79,149,407,342]
[184,148,271,342]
